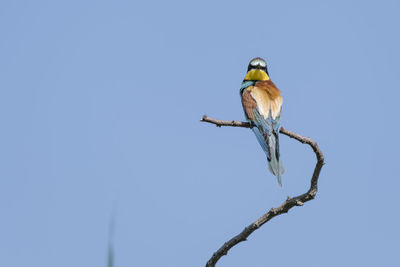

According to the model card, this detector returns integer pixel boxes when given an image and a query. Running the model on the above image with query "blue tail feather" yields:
[251,110,285,186]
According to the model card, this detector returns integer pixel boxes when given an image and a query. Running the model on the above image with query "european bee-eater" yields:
[240,57,284,186]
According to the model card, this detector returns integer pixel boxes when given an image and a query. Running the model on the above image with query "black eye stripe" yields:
[247,65,268,71]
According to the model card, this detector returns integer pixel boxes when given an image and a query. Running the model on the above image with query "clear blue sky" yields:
[1,0,399,266]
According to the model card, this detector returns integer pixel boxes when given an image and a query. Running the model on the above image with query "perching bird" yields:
[240,57,285,186]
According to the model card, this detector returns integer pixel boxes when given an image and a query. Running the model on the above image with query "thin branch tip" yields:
[201,114,252,128]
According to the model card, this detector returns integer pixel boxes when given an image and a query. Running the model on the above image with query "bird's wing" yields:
[242,81,282,132]
[241,80,284,185]
[241,86,257,121]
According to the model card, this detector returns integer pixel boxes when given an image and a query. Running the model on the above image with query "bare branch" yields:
[201,115,252,128]
[201,115,325,267]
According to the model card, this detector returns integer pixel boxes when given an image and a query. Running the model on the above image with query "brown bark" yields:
[201,115,325,267]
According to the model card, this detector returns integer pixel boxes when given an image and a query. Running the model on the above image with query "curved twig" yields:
[201,115,325,267]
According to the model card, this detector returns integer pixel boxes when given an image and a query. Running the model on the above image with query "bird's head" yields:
[244,57,270,81]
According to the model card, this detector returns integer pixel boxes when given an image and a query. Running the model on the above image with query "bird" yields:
[240,57,285,186]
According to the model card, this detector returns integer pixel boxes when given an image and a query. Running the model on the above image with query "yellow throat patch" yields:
[244,69,270,81]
